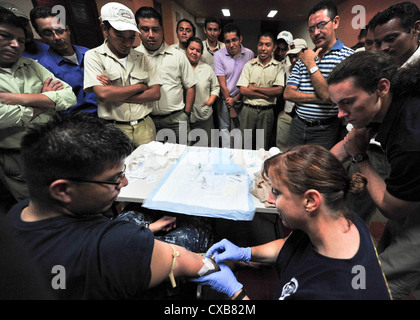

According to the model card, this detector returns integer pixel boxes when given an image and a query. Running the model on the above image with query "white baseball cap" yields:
[100,2,139,33]
[277,30,293,45]
[287,39,308,55]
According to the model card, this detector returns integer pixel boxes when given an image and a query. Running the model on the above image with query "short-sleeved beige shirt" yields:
[191,61,220,122]
[236,57,285,106]
[201,39,225,68]
[84,41,161,121]
[136,43,197,115]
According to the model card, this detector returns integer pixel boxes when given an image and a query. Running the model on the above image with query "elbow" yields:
[94,89,111,102]
[319,96,331,104]
[283,86,292,100]
[150,85,161,101]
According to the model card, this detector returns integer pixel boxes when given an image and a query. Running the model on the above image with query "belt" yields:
[151,109,183,118]
[108,117,146,126]
[296,115,337,127]
[244,104,275,111]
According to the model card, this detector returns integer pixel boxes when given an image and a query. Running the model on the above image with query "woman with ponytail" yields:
[193,145,392,300]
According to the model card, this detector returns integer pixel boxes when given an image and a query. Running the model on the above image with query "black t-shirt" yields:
[376,96,420,201]
[273,214,391,300]
[7,199,155,299]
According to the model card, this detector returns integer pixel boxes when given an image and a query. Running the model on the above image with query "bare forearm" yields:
[0,93,56,109]
[125,85,160,104]
[283,85,323,104]
[310,72,330,103]
[250,238,286,264]
[253,85,283,97]
[356,161,416,220]
[93,83,147,102]
[205,94,218,106]
[330,140,351,162]
[217,76,231,100]
[240,87,269,99]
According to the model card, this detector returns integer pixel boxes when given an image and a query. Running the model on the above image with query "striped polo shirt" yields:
[287,39,354,120]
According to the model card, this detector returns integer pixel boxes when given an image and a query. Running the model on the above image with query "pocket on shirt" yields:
[104,71,121,82]
[130,70,148,84]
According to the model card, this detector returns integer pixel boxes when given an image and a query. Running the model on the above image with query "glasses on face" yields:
[66,165,126,187]
[308,19,332,34]
[39,28,67,38]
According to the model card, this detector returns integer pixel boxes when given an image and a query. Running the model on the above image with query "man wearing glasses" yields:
[0,7,76,213]
[284,0,354,150]
[7,112,220,299]
[84,3,161,148]
[29,6,97,114]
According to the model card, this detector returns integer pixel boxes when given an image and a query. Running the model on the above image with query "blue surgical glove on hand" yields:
[206,239,252,264]
[192,263,243,298]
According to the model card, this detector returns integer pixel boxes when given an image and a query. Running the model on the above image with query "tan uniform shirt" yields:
[201,39,225,67]
[136,43,197,115]
[236,57,284,106]
[191,61,220,122]
[84,41,161,121]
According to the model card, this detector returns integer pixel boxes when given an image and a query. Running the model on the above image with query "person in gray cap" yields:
[276,38,308,151]
[84,2,161,147]
[0,1,49,60]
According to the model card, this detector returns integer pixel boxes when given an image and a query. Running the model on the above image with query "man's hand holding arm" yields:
[339,128,420,220]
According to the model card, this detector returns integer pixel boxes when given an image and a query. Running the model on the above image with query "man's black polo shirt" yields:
[376,96,420,201]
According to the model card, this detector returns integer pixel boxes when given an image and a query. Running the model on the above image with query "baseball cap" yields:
[287,39,308,55]
[0,2,28,19]
[277,30,293,45]
[100,2,139,33]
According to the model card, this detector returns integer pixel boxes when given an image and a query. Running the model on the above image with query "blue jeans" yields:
[216,98,243,148]
[288,115,341,150]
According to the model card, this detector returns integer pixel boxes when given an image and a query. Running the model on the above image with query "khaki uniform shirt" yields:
[201,39,225,67]
[84,41,161,121]
[0,56,76,149]
[282,56,294,113]
[136,43,197,115]
[236,57,284,106]
[191,61,220,122]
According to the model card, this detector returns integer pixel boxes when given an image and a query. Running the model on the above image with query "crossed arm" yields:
[240,84,283,100]
[0,77,64,119]
[331,128,420,220]
[94,74,160,104]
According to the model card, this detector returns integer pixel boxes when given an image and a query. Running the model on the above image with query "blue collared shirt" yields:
[22,40,49,62]
[38,45,97,113]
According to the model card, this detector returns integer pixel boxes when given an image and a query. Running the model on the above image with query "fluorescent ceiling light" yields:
[221,9,230,16]
[267,10,278,18]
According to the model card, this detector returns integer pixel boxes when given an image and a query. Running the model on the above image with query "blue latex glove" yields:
[206,239,252,264]
[191,263,243,298]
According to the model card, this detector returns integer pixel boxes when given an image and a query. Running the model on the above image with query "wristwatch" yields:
[351,153,369,164]
[309,66,319,74]
[184,110,191,118]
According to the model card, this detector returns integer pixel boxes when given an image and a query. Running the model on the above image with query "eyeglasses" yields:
[66,165,126,186]
[308,19,332,33]
[39,28,67,38]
